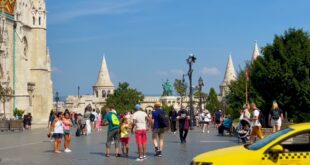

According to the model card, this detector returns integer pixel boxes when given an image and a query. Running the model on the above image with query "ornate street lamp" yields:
[198,76,204,113]
[55,91,59,112]
[186,54,196,129]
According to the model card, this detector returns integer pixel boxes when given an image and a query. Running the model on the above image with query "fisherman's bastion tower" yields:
[0,0,53,123]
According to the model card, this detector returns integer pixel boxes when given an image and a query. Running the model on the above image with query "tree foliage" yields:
[227,28,310,122]
[173,79,187,105]
[205,88,220,113]
[105,82,144,114]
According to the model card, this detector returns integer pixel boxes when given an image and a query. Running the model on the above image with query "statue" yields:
[162,79,173,96]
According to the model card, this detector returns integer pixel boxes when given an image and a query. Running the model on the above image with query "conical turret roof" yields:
[252,41,260,62]
[221,54,236,86]
[94,56,114,87]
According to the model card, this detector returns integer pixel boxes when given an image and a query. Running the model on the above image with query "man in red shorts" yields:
[131,104,151,161]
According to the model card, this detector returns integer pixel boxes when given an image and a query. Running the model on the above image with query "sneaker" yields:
[136,157,144,161]
[116,153,122,157]
[207,130,210,134]
[155,150,162,157]
[64,148,72,153]
[143,155,147,159]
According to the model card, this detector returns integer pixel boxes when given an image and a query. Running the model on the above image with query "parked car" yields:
[191,122,310,165]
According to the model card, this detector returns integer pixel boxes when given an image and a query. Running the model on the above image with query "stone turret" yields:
[93,56,114,98]
[252,41,260,62]
[220,54,236,97]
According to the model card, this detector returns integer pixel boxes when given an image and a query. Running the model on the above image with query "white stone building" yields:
[0,0,53,123]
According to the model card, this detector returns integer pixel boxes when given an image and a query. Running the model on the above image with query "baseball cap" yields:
[134,104,141,110]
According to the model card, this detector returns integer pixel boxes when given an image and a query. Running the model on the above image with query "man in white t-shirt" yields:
[131,104,151,161]
[250,103,264,143]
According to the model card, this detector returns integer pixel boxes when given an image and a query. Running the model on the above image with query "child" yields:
[95,111,102,131]
[48,112,64,153]
[120,117,131,157]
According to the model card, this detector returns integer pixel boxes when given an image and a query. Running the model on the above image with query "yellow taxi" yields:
[191,123,310,165]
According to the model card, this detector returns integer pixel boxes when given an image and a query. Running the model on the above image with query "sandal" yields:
[105,154,110,157]
[116,153,122,157]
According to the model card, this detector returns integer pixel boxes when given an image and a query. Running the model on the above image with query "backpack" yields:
[111,113,120,126]
[90,113,95,122]
[158,110,168,128]
[271,109,280,120]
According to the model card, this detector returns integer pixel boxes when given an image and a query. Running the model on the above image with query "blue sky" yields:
[47,0,310,97]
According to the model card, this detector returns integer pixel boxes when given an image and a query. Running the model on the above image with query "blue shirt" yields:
[104,112,120,131]
[223,118,232,128]
[152,109,163,129]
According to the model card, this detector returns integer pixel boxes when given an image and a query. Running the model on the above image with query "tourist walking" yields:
[250,103,264,142]
[95,110,102,131]
[90,109,97,129]
[84,106,92,135]
[169,108,178,133]
[177,106,190,144]
[132,104,151,161]
[152,101,167,157]
[120,117,131,157]
[202,110,211,133]
[63,110,73,153]
[214,110,222,128]
[48,111,64,153]
[269,101,284,133]
[102,106,121,157]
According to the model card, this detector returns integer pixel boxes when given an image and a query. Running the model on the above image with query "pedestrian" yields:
[120,117,131,157]
[250,103,264,143]
[152,101,167,157]
[214,110,222,128]
[48,111,64,153]
[269,101,284,133]
[102,106,121,157]
[202,110,211,133]
[90,109,97,130]
[84,106,92,135]
[48,110,55,141]
[169,107,178,134]
[240,104,251,120]
[63,110,72,153]
[177,106,190,144]
[131,104,151,161]
[95,110,102,131]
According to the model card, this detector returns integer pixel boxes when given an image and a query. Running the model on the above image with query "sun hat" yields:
[154,101,161,107]
[134,104,141,110]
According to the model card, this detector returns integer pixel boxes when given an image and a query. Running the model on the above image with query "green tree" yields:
[251,29,310,122]
[227,28,310,122]
[205,88,220,113]
[0,84,13,119]
[105,82,144,114]
[173,79,187,106]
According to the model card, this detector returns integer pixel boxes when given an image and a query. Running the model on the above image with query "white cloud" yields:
[157,69,185,77]
[49,0,142,24]
[201,67,220,76]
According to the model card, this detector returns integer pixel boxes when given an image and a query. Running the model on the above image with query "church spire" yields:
[94,56,114,87]
[252,41,260,62]
[220,53,236,96]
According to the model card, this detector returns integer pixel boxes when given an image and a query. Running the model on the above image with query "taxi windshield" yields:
[247,128,293,150]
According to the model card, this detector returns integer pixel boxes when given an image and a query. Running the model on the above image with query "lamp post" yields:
[78,86,80,98]
[186,54,196,129]
[198,76,204,113]
[55,91,59,112]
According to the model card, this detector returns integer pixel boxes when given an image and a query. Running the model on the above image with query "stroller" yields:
[237,118,252,144]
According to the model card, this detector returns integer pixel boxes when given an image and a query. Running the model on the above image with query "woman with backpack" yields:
[269,101,284,133]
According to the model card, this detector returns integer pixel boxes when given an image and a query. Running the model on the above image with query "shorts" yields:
[52,133,63,139]
[215,119,221,124]
[64,130,70,135]
[120,137,130,145]
[106,129,120,148]
[251,126,264,139]
[271,118,282,127]
[152,128,165,139]
[135,130,147,145]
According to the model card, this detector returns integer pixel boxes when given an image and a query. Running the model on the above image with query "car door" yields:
[261,131,310,165]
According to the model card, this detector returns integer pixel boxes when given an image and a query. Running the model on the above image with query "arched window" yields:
[33,17,35,25]
[39,17,41,25]
[102,90,106,98]
[95,90,98,98]
[107,90,111,95]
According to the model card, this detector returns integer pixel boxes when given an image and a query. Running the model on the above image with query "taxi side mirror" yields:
[270,145,284,153]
